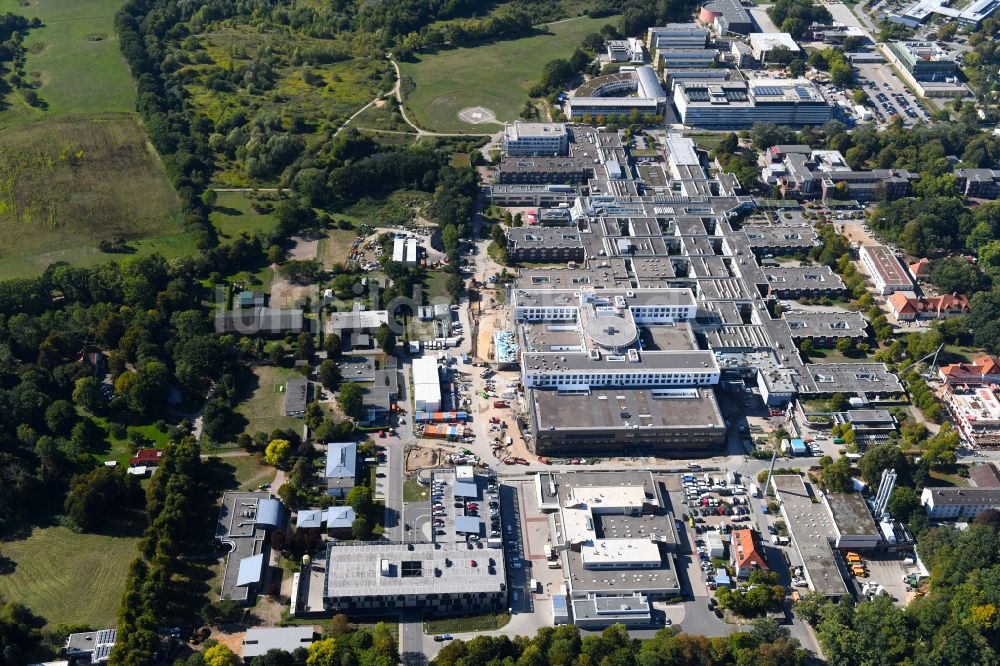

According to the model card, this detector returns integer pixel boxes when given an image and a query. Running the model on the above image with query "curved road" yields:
[386,55,496,138]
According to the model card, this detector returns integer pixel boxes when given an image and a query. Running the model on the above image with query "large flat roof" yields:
[825,492,879,536]
[772,475,849,597]
[530,387,725,432]
[324,541,506,599]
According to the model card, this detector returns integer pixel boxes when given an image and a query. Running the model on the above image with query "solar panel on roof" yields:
[794,86,811,99]
[753,86,783,96]
[687,90,710,101]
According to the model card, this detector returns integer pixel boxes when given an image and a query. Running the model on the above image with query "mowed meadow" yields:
[398,15,610,133]
[0,0,186,278]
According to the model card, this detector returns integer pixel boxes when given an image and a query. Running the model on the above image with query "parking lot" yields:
[853,63,930,125]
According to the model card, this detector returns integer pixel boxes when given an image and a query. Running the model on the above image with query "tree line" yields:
[432,620,806,666]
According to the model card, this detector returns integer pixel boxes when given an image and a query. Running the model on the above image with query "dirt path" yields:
[387,56,495,138]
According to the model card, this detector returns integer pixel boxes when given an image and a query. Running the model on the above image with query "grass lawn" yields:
[235,366,308,435]
[0,526,139,627]
[941,344,981,364]
[403,477,428,503]
[0,0,135,125]
[93,419,171,465]
[929,466,971,488]
[424,612,510,634]
[217,453,277,490]
[0,116,184,279]
[423,270,453,304]
[399,15,612,133]
[805,347,877,364]
[210,191,280,241]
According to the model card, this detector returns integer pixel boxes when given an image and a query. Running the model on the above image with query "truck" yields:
[749,483,760,499]
[846,552,862,564]
[529,579,540,593]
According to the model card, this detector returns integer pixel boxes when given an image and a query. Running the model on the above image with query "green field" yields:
[235,365,308,435]
[210,191,281,241]
[0,0,135,125]
[0,116,184,278]
[0,526,138,627]
[399,15,612,133]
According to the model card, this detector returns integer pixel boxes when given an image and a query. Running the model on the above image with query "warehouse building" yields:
[771,475,850,598]
[824,492,881,550]
[392,237,419,266]
[673,79,833,128]
[412,355,442,412]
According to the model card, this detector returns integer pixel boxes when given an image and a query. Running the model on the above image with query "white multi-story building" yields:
[921,486,1000,518]
[673,79,832,128]
[859,244,913,295]
[501,122,570,156]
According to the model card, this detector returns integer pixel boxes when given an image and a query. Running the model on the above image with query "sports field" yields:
[398,15,611,133]
[0,0,135,125]
[0,526,139,627]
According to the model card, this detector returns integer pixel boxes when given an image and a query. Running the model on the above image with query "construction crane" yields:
[898,343,945,378]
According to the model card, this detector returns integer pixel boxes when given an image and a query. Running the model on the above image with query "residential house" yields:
[908,258,932,281]
[325,441,358,498]
[129,448,164,467]
[730,528,768,579]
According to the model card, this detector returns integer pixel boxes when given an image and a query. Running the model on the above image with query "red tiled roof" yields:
[731,528,768,572]
[129,448,163,466]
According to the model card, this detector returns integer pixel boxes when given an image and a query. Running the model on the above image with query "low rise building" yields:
[506,227,586,263]
[323,541,507,614]
[888,292,970,321]
[243,627,316,662]
[216,493,284,604]
[748,33,801,62]
[325,441,358,498]
[771,475,850,598]
[730,528,768,579]
[699,0,754,34]
[566,66,666,120]
[215,307,304,335]
[412,355,442,412]
[939,354,1000,385]
[956,168,1000,199]
[606,38,645,63]
[65,629,116,664]
[920,486,1000,518]
[860,244,914,295]
[551,471,680,627]
[284,378,309,417]
[784,311,867,346]
[647,24,709,50]
[887,41,957,81]
[824,492,881,550]
[761,265,847,298]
